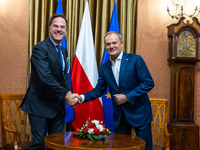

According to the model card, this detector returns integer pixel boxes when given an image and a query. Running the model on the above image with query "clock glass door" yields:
[177,30,196,57]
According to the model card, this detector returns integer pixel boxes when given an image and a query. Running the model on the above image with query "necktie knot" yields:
[56,45,61,51]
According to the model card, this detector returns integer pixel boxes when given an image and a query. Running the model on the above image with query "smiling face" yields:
[104,33,123,61]
[48,17,67,45]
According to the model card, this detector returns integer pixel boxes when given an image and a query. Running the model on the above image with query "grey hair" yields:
[104,31,122,43]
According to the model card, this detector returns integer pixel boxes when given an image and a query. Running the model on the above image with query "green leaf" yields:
[100,133,106,137]
[92,134,98,139]
[89,134,99,141]
[82,134,87,138]
[80,132,87,138]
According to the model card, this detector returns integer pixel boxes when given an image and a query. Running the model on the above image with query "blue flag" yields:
[101,1,120,132]
[56,0,75,124]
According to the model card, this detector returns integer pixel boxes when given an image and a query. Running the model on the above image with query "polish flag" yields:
[71,0,104,130]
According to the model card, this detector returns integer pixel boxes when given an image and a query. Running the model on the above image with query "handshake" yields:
[65,91,82,107]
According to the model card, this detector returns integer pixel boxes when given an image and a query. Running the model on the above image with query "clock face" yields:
[177,30,196,57]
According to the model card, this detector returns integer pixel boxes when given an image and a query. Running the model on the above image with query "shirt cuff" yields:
[80,95,85,103]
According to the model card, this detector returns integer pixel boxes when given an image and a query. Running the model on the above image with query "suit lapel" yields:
[47,38,63,74]
[119,52,129,86]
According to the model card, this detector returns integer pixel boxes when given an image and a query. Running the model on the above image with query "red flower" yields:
[94,127,100,135]
[88,122,96,128]
[102,128,107,134]
[99,122,104,125]
[82,127,88,133]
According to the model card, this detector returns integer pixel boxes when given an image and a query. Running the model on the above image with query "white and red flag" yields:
[71,0,104,130]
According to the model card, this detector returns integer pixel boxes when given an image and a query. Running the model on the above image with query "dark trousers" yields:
[114,110,152,150]
[29,106,64,150]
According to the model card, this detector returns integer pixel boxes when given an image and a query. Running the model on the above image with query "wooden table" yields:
[44,132,145,150]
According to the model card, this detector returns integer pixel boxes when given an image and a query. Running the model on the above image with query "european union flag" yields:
[56,0,75,124]
[101,1,120,132]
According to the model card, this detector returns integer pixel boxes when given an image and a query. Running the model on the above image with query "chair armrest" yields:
[3,124,19,150]
[164,125,169,136]
[164,123,172,150]
[164,123,172,136]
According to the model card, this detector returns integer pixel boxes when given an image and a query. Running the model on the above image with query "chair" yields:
[150,98,170,150]
[0,94,31,150]
[132,98,170,150]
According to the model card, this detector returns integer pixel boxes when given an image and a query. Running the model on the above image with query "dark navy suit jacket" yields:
[84,52,154,128]
[20,37,71,118]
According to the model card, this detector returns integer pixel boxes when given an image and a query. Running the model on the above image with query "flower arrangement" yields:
[78,118,111,141]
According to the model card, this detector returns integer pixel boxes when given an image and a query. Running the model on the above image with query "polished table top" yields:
[44,132,145,150]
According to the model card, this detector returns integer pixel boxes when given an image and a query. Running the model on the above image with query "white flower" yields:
[88,128,94,134]
[96,124,104,132]
[107,128,111,133]
[92,120,99,126]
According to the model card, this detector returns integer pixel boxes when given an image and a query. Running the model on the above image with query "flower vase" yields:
[87,134,105,141]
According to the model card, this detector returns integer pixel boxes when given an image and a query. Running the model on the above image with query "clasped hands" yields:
[65,91,82,107]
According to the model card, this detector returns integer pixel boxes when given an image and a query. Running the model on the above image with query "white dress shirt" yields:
[110,50,123,86]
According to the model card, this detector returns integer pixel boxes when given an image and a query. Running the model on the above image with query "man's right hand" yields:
[65,91,81,107]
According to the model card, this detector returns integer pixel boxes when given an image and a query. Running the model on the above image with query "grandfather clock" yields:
[167,17,200,150]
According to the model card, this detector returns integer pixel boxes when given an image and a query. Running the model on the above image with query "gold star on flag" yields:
[105,92,111,99]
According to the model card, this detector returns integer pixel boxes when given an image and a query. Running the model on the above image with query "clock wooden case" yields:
[167,17,200,150]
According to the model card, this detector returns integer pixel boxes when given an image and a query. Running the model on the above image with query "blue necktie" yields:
[56,45,64,72]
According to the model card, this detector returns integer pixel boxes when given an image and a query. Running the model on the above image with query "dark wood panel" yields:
[168,122,199,150]
[177,67,193,120]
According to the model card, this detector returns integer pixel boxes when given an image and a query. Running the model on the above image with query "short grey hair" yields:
[104,31,122,43]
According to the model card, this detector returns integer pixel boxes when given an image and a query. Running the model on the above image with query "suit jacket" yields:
[20,37,71,118]
[84,52,154,128]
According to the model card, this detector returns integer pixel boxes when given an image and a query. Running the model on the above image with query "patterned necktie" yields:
[56,45,64,72]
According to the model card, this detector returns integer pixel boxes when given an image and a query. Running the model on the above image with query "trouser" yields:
[114,110,152,150]
[29,106,65,150]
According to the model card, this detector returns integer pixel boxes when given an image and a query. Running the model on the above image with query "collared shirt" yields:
[110,50,123,86]
[49,37,65,71]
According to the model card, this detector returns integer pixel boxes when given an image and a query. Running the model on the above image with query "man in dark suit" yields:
[20,13,79,150]
[75,31,154,150]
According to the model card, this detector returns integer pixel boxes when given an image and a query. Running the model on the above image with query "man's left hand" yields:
[114,94,129,105]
